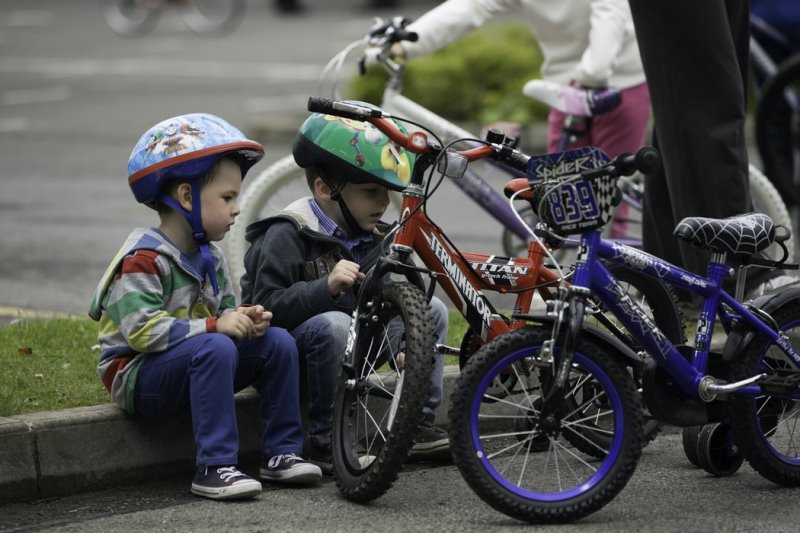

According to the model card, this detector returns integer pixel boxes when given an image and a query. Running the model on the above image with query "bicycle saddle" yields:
[674,212,776,256]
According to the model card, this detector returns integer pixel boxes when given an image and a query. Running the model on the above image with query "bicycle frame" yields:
[572,230,800,401]
[383,176,559,343]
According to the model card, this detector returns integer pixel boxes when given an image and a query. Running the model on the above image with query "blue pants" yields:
[292,296,448,449]
[133,328,303,467]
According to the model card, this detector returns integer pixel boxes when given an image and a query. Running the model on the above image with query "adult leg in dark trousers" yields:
[630,0,781,292]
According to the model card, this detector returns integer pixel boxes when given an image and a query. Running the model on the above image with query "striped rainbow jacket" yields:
[88,227,236,413]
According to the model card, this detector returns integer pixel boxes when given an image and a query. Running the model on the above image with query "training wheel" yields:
[681,425,704,467]
[696,422,744,476]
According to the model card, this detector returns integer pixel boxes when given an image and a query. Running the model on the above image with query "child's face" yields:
[338,182,391,233]
[200,158,242,241]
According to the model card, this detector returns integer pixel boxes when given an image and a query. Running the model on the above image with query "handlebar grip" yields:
[615,146,660,176]
[367,17,418,42]
[307,97,384,121]
[396,29,418,42]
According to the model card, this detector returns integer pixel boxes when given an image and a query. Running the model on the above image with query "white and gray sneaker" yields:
[191,465,262,500]
[260,453,322,485]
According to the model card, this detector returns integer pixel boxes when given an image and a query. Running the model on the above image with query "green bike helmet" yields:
[292,101,415,191]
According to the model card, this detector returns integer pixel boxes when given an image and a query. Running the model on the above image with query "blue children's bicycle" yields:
[448,147,800,524]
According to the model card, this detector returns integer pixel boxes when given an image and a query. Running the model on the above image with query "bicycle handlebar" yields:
[309,97,660,184]
[581,147,660,181]
[307,97,384,120]
[366,16,418,45]
[307,96,531,170]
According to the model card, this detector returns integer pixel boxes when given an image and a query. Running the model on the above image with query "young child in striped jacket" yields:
[88,113,321,500]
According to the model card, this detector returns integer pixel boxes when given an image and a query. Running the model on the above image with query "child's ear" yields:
[314,177,332,201]
[176,182,193,211]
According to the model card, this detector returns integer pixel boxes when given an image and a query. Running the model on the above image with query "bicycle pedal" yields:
[758,370,800,394]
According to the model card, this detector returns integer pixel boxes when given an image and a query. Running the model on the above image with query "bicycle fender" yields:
[723,284,800,362]
[520,314,645,369]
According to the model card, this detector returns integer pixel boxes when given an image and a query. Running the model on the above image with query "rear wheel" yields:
[728,299,800,486]
[331,283,435,502]
[756,53,800,212]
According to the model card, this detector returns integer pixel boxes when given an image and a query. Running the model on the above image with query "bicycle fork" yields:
[542,286,587,399]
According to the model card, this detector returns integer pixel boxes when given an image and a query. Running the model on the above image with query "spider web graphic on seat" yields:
[674,213,775,255]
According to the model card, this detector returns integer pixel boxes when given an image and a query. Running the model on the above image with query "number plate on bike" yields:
[526,147,615,235]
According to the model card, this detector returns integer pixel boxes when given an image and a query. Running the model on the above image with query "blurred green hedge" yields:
[348,22,548,126]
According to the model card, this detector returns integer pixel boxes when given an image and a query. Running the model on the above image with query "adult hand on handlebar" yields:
[389,42,406,60]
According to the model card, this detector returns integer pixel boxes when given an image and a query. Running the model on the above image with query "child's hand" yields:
[328,259,365,297]
[238,305,272,337]
[216,312,257,340]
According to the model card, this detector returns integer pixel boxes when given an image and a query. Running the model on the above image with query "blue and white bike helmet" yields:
[128,113,264,294]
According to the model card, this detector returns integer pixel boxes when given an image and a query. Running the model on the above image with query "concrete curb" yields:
[0,367,462,503]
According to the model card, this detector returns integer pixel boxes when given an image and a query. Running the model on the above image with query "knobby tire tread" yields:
[727,299,800,486]
[332,283,435,502]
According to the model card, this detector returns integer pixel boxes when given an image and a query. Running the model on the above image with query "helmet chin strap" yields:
[320,174,370,237]
[158,180,220,296]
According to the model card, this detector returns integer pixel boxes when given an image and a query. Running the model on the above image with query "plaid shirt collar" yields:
[309,198,374,253]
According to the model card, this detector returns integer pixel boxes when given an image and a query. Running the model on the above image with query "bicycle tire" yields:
[681,425,704,467]
[755,53,800,209]
[749,164,796,262]
[449,326,643,524]
[179,0,245,35]
[331,283,436,503]
[100,0,162,36]
[695,422,744,477]
[727,298,800,486]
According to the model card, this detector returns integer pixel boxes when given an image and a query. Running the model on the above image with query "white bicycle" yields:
[227,17,794,287]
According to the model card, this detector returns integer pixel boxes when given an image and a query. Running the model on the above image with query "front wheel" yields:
[331,283,435,503]
[449,326,644,524]
[727,299,800,486]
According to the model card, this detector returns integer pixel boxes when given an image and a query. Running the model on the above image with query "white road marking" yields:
[244,95,310,113]
[0,117,29,132]
[2,85,71,106]
[3,10,54,28]
[0,57,323,81]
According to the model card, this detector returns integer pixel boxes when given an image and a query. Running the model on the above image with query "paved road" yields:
[3,432,800,532]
